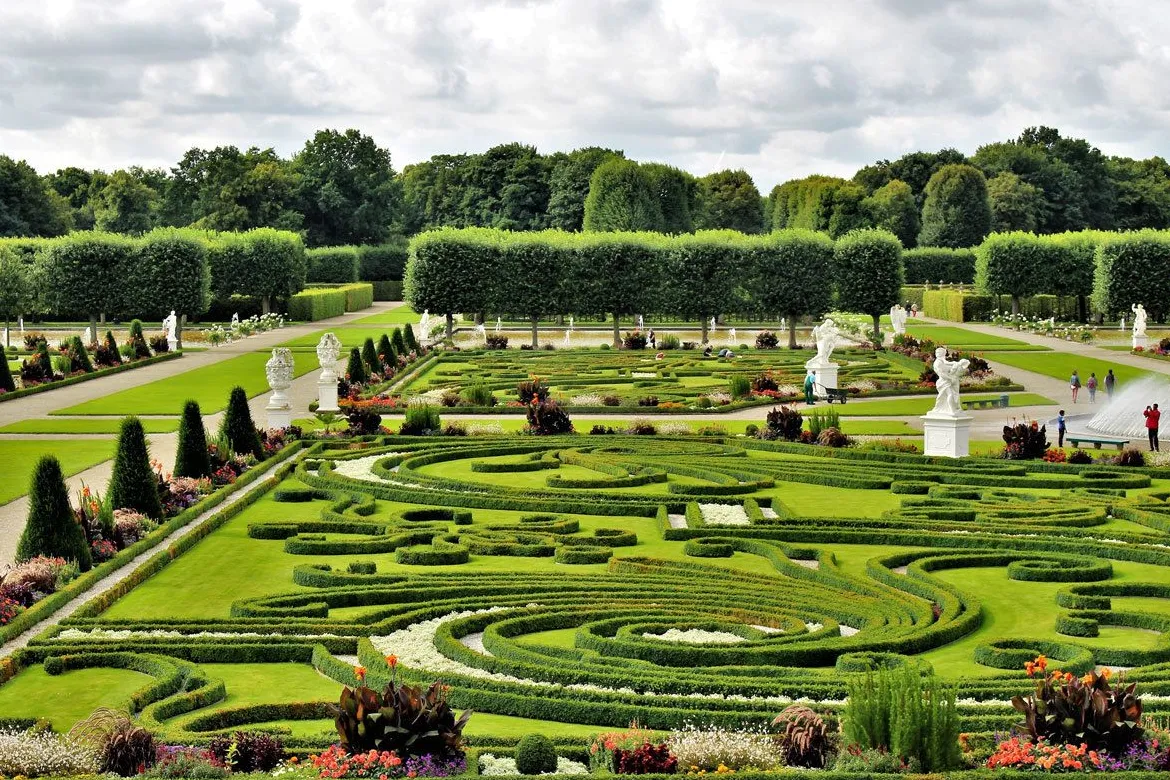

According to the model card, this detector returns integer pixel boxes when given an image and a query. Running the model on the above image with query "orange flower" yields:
[1081,672,1095,685]
[355,665,366,681]
[386,654,398,669]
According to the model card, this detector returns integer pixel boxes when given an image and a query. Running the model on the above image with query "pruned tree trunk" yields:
[262,296,272,315]
[445,313,454,341]
[1011,295,1020,317]
[177,314,186,351]
[701,318,709,344]
[88,314,98,345]
[531,315,539,348]
[612,314,621,348]
[871,314,882,345]
[788,318,798,350]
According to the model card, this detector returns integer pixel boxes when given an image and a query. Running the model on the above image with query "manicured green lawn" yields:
[824,392,1055,416]
[279,326,417,350]
[985,351,1157,387]
[0,439,114,504]
[0,666,151,730]
[0,417,179,434]
[54,352,316,416]
[348,305,420,326]
[904,323,1035,348]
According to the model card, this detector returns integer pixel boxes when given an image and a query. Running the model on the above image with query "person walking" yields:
[804,370,817,405]
[1105,370,1116,400]
[1070,370,1081,403]
[1145,403,1161,452]
[1086,372,1098,403]
[1057,409,1067,448]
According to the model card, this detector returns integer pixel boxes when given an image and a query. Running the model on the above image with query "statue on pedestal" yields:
[929,348,970,417]
[315,334,342,413]
[810,318,843,365]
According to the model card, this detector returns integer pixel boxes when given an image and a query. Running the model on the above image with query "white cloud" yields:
[0,0,1167,191]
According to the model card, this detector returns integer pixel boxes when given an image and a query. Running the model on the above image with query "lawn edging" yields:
[0,351,183,405]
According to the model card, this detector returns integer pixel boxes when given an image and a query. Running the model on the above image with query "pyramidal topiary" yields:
[377,333,396,370]
[0,346,15,393]
[17,455,92,570]
[219,386,263,458]
[108,416,164,519]
[175,400,212,479]
[346,347,368,384]
[361,337,382,375]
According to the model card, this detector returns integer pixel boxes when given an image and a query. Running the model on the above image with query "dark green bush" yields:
[16,455,92,570]
[108,416,164,519]
[219,387,263,458]
[174,401,212,479]
[515,733,558,775]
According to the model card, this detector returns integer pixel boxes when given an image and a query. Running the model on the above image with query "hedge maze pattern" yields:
[18,436,1170,747]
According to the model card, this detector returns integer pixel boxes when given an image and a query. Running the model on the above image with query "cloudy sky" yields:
[1,0,1167,190]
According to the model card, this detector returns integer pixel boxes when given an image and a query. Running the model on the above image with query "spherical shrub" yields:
[515,733,557,775]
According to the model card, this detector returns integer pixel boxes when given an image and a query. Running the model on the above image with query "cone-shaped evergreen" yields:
[0,346,15,392]
[174,400,212,479]
[104,331,122,364]
[219,386,263,458]
[128,319,150,359]
[346,347,368,384]
[361,337,382,375]
[69,336,94,373]
[402,324,418,352]
[108,416,164,519]
[17,456,92,570]
[34,342,52,376]
[391,328,408,356]
[377,333,396,370]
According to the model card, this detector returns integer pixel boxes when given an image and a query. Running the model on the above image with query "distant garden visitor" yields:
[1145,403,1161,452]
[1105,369,1116,399]
[1086,372,1098,403]
[804,370,816,405]
[1069,370,1081,403]
[1057,409,1066,448]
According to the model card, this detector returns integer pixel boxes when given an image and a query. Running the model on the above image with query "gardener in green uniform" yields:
[804,369,816,405]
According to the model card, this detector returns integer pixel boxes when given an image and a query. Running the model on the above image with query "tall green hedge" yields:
[975,232,1046,315]
[902,248,976,284]
[287,288,346,321]
[358,240,408,281]
[1093,230,1170,321]
[306,247,360,283]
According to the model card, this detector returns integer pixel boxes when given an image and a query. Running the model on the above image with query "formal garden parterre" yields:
[5,421,1170,776]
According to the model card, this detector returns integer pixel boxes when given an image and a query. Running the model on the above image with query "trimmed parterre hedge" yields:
[8,434,1170,759]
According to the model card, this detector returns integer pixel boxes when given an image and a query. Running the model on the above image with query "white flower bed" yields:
[657,422,692,436]
[632,372,658,378]
[479,754,588,776]
[570,393,603,406]
[331,454,402,482]
[699,503,749,526]
[644,628,745,645]
[0,729,98,777]
[467,423,505,436]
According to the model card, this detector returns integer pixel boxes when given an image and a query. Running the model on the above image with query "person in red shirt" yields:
[1145,403,1161,451]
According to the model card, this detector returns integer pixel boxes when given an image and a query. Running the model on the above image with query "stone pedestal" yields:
[921,413,973,458]
[318,378,339,413]
[805,360,839,398]
[1133,334,1149,351]
[266,402,292,430]
[167,338,178,353]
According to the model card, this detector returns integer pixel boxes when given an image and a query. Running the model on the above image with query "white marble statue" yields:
[1132,304,1148,337]
[1120,316,1126,332]
[475,323,487,339]
[162,310,177,341]
[890,304,908,336]
[265,348,295,428]
[569,316,574,330]
[495,317,501,333]
[637,315,644,330]
[18,317,23,334]
[929,347,971,417]
[710,316,717,333]
[563,328,572,346]
[810,318,843,365]
[419,309,431,340]
[779,317,786,332]
[728,327,736,344]
[231,312,239,328]
[316,333,342,380]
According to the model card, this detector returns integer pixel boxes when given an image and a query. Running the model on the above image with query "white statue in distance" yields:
[1132,303,1148,337]
[889,304,908,336]
[810,318,843,364]
[930,347,970,417]
[162,310,178,341]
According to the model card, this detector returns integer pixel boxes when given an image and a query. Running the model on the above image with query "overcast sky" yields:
[1,0,1167,191]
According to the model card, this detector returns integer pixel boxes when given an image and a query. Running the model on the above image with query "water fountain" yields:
[1083,375,1169,439]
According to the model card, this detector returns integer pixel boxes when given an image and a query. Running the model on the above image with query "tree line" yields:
[4,125,1168,249]
[404,227,903,348]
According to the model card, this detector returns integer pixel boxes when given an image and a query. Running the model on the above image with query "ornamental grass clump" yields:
[1002,419,1049,460]
[69,707,155,776]
[841,665,961,772]
[773,705,832,768]
[399,404,441,436]
[525,399,573,435]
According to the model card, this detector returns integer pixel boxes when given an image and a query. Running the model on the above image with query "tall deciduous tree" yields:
[569,232,660,346]
[641,163,696,234]
[405,228,501,339]
[93,170,158,234]
[918,164,992,248]
[582,159,662,232]
[975,232,1046,315]
[294,129,400,246]
[862,180,919,248]
[1093,230,1170,322]
[986,172,1044,233]
[122,229,211,347]
[39,232,132,339]
[834,229,904,340]
[0,156,72,237]
[748,230,835,348]
[546,148,623,231]
[497,232,570,347]
[694,170,764,234]
[0,246,36,348]
[661,232,739,343]
[853,149,968,206]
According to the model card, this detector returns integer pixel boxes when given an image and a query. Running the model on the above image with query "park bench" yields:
[822,387,850,404]
[1066,435,1129,451]
[961,394,1011,411]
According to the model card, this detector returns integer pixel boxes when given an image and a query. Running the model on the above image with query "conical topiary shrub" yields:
[69,336,94,373]
[108,416,164,519]
[128,319,150,359]
[17,455,92,570]
[346,347,368,384]
[400,325,416,353]
[0,346,15,393]
[104,330,122,365]
[377,334,396,371]
[219,386,263,458]
[361,337,382,376]
[175,400,212,479]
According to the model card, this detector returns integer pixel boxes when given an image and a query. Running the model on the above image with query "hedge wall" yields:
[288,288,346,321]
[306,247,360,283]
[903,247,976,284]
